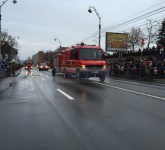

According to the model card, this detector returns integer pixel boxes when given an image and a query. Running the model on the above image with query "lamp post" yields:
[88,6,101,47]
[0,0,17,60]
[54,38,62,48]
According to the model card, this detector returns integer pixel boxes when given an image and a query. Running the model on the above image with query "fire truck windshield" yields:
[79,48,102,60]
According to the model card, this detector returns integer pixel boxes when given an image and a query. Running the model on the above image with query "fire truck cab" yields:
[53,43,107,82]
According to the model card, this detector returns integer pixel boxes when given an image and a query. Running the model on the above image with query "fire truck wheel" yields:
[100,73,105,82]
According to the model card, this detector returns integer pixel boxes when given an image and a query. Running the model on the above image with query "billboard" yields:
[106,32,128,52]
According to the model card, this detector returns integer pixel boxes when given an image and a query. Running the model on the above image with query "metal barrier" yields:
[109,66,165,80]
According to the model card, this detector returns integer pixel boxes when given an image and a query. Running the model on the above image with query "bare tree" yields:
[7,35,18,48]
[1,31,9,44]
[1,32,10,60]
[146,19,159,49]
[1,32,19,61]
[128,27,144,51]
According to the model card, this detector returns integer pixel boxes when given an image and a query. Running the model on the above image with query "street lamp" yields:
[0,0,17,60]
[88,6,101,47]
[54,38,62,48]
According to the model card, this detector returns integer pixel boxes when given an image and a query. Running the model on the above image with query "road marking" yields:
[57,89,74,100]
[95,82,165,101]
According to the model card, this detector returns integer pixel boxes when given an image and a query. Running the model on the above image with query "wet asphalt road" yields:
[0,68,165,150]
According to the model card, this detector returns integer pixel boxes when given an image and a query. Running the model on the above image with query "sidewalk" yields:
[108,75,165,85]
[152,77,165,84]
[0,69,21,92]
[0,69,6,78]
[0,77,17,91]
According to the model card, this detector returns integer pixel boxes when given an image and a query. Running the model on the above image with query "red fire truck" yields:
[53,43,107,82]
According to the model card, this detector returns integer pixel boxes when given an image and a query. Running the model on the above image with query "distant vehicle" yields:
[38,63,50,71]
[53,43,107,82]
[24,60,33,70]
[25,64,33,70]
[25,64,33,76]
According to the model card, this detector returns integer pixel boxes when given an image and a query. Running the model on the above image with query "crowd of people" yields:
[107,46,165,79]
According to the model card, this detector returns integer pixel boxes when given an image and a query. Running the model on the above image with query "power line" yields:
[82,9,165,43]
[78,2,165,44]
[83,16,164,46]
[115,0,165,23]
[101,7,165,32]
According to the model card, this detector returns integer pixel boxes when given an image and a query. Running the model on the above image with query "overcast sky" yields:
[1,0,165,60]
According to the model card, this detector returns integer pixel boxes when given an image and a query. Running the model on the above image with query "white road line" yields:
[95,82,165,101]
[57,89,74,100]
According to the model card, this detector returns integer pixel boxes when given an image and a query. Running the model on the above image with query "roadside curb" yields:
[0,69,21,92]
[152,78,165,84]
[109,76,165,85]
[0,77,16,92]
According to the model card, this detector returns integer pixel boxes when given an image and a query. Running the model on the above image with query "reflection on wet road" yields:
[0,69,165,150]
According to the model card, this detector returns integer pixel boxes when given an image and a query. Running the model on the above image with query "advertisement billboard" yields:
[106,32,128,52]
